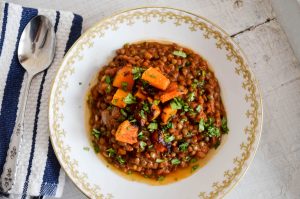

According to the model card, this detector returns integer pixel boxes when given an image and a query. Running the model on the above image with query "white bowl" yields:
[49,7,263,199]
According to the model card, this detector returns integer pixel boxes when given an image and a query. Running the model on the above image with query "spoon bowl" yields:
[18,15,56,74]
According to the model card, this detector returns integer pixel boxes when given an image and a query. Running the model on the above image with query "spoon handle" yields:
[1,74,33,192]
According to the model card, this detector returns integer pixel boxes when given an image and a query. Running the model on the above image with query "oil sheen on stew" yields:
[87,41,229,185]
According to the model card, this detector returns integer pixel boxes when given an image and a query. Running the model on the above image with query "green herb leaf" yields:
[121,82,128,91]
[138,131,144,139]
[148,122,158,131]
[139,141,147,151]
[116,156,126,164]
[196,105,202,113]
[190,158,198,163]
[105,84,112,93]
[123,93,136,104]
[120,109,127,117]
[191,165,199,172]
[207,126,221,137]
[214,139,221,149]
[156,159,165,163]
[142,102,150,113]
[106,148,116,157]
[185,61,191,66]
[92,128,101,139]
[187,92,195,102]
[202,70,206,77]
[179,142,189,151]
[198,119,205,132]
[171,158,181,165]
[132,67,145,80]
[180,118,188,123]
[164,134,175,143]
[173,50,187,58]
[221,117,229,133]
[153,99,160,105]
[170,98,192,112]
[162,122,174,132]
[140,110,146,119]
[93,142,100,153]
[83,147,90,151]
[191,79,205,89]
[157,176,165,181]
[185,156,191,162]
[105,76,111,84]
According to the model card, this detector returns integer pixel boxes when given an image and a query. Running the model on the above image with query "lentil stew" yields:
[87,41,228,182]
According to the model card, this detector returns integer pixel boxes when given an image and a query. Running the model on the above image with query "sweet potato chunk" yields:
[111,89,129,108]
[160,82,187,103]
[150,104,161,121]
[141,67,170,90]
[161,105,177,124]
[115,120,138,144]
[113,66,134,91]
[134,88,146,100]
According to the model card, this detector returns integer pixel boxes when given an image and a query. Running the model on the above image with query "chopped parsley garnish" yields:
[162,122,174,132]
[129,118,137,123]
[187,92,195,102]
[93,142,100,153]
[148,122,158,131]
[156,159,165,163]
[190,158,198,163]
[83,147,90,151]
[105,76,111,84]
[142,101,150,113]
[207,126,220,137]
[123,93,136,104]
[106,148,116,157]
[191,79,205,89]
[202,70,206,77]
[138,131,144,139]
[132,67,145,80]
[185,156,191,162]
[173,50,187,58]
[191,165,199,172]
[92,128,101,139]
[153,99,160,105]
[139,141,147,151]
[185,131,194,138]
[214,139,221,149]
[120,109,127,117]
[116,156,125,164]
[198,119,205,132]
[185,61,191,66]
[180,118,188,123]
[157,176,165,181]
[179,142,189,151]
[164,134,175,143]
[221,117,229,133]
[170,98,191,112]
[171,158,181,165]
[140,110,146,119]
[105,84,112,93]
[121,82,128,90]
[196,105,202,112]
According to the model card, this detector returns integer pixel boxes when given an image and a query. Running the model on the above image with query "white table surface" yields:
[6,0,300,198]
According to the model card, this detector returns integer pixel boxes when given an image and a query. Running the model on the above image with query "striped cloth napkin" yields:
[0,1,83,198]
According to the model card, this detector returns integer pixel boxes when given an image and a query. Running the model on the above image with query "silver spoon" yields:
[0,15,56,192]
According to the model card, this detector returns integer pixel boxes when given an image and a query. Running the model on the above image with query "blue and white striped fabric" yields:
[0,2,83,198]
